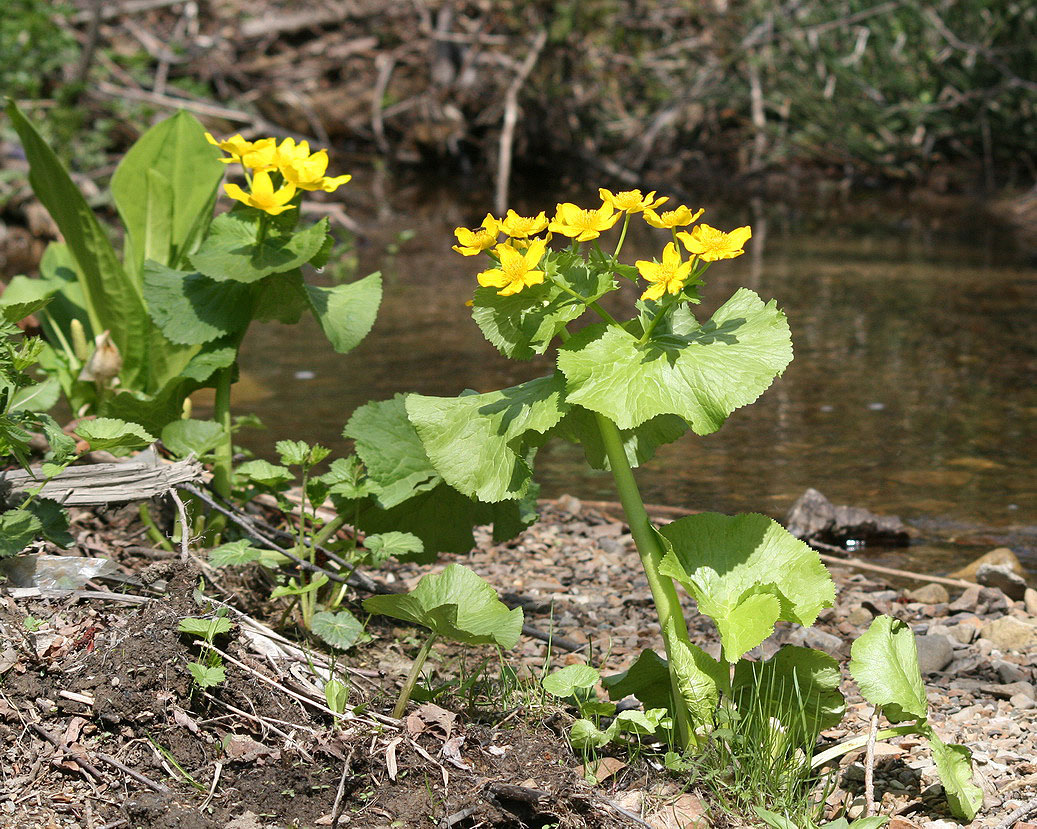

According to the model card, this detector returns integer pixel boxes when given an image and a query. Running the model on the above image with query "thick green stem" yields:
[211,367,234,500]
[313,513,348,549]
[593,412,693,748]
[393,632,438,719]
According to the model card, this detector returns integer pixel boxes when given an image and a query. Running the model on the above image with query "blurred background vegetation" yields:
[1,0,1033,196]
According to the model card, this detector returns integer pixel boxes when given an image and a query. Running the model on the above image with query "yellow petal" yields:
[477,268,508,288]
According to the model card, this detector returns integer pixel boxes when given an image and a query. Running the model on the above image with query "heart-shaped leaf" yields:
[848,615,928,723]
[312,610,366,651]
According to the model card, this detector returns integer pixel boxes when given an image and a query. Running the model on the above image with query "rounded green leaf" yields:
[304,271,382,355]
[161,418,226,459]
[190,213,329,283]
[557,288,792,432]
[363,563,523,648]
[312,610,366,651]
[542,664,601,698]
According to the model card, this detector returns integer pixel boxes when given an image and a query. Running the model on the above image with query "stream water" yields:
[231,185,1036,575]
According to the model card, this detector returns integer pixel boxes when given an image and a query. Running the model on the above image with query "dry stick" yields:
[96,753,170,794]
[91,80,279,126]
[996,796,1037,829]
[329,747,356,828]
[169,488,192,562]
[494,29,548,216]
[74,0,187,22]
[863,706,880,817]
[29,723,104,783]
[371,53,396,154]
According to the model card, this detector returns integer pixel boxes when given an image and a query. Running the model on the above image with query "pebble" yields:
[995,660,1031,683]
[1010,693,1036,710]
[907,583,950,604]
[915,633,954,674]
[846,606,874,626]
[977,563,1029,600]
[949,584,982,613]
[980,616,1037,650]
[1025,587,1037,617]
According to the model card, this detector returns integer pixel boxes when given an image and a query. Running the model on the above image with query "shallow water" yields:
[232,189,1036,573]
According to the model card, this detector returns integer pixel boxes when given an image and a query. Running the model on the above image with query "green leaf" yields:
[10,377,61,413]
[0,509,43,557]
[0,274,56,322]
[271,573,328,599]
[551,405,688,471]
[190,213,330,283]
[658,513,835,662]
[557,288,793,432]
[848,615,928,723]
[667,619,727,728]
[110,110,223,276]
[753,808,798,829]
[325,677,348,713]
[569,718,614,750]
[322,456,380,502]
[187,662,226,689]
[364,531,423,563]
[603,648,673,712]
[732,646,846,746]
[363,563,523,648]
[614,708,669,736]
[235,459,293,488]
[75,417,155,452]
[305,271,382,354]
[178,616,232,637]
[253,269,308,324]
[847,819,890,828]
[927,730,983,821]
[161,418,225,459]
[23,498,73,548]
[311,610,366,651]
[142,262,252,345]
[542,664,601,698]
[343,395,438,509]
[471,255,614,360]
[276,439,329,467]
[207,539,288,569]
[6,100,149,384]
[405,373,567,502]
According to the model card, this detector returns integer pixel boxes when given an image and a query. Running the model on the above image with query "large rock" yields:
[980,616,1037,651]
[785,488,910,547]
[976,563,1029,600]
[951,547,1025,581]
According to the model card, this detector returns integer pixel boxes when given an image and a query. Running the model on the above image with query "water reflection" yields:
[230,187,1036,570]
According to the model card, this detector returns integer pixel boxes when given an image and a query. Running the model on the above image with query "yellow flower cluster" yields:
[206,133,352,216]
[452,189,750,299]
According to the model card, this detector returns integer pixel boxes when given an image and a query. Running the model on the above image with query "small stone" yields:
[906,583,950,604]
[888,818,922,829]
[980,681,1035,700]
[555,494,582,515]
[847,606,874,627]
[915,633,954,674]
[1010,693,1036,710]
[787,626,847,656]
[949,623,978,645]
[1024,587,1037,617]
[980,616,1037,650]
[976,563,1029,600]
[951,547,1024,581]
[995,660,1030,684]
[949,585,982,612]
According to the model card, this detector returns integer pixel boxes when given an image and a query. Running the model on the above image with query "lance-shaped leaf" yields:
[471,255,615,360]
[732,646,846,744]
[551,404,688,471]
[364,563,523,648]
[406,373,567,502]
[927,730,983,821]
[848,615,928,723]
[190,213,329,283]
[142,263,252,345]
[110,110,223,276]
[75,418,155,452]
[305,271,382,355]
[557,288,792,431]
[658,513,835,662]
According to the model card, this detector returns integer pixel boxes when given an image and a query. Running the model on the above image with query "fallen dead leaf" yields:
[385,736,403,781]
[222,734,280,764]
[440,735,470,770]
[648,793,709,829]
[580,756,627,785]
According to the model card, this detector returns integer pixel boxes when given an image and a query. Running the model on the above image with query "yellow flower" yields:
[452,214,500,256]
[636,242,693,302]
[477,239,548,296]
[206,132,271,166]
[548,202,620,242]
[500,209,549,239]
[280,148,352,193]
[598,188,668,214]
[643,205,705,229]
[223,170,297,216]
[678,224,752,261]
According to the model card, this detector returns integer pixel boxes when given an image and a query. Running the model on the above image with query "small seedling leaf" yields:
[364,531,423,563]
[161,418,226,459]
[235,459,294,488]
[187,662,226,689]
[325,678,349,713]
[849,615,928,723]
[208,539,286,568]
[271,574,328,599]
[542,664,601,698]
[75,418,155,452]
[312,610,366,651]
[178,616,232,638]
[363,563,522,648]
[569,718,614,750]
